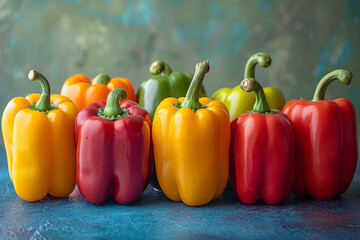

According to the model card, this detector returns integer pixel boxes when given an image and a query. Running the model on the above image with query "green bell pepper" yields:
[137,60,207,118]
[137,60,207,190]
[212,52,285,121]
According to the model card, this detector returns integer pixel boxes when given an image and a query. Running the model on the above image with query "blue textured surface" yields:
[1,148,359,239]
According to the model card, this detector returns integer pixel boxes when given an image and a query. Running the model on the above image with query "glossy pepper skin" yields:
[152,61,230,207]
[137,61,207,119]
[137,61,207,190]
[230,77,295,204]
[212,53,285,121]
[282,70,358,200]
[75,88,153,204]
[1,70,79,201]
[61,73,136,110]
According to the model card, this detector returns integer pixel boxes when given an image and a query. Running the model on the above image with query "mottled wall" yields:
[1,0,360,144]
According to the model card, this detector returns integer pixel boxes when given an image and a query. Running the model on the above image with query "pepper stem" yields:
[179,60,209,111]
[241,78,272,113]
[103,88,127,117]
[149,61,172,76]
[28,70,52,112]
[312,69,352,102]
[244,52,271,79]
[92,73,111,85]
[98,88,129,120]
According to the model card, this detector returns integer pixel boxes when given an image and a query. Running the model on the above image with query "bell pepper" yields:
[137,60,208,119]
[282,69,358,200]
[152,60,230,207]
[75,88,153,204]
[1,70,79,201]
[137,60,207,190]
[212,52,285,121]
[229,77,295,204]
[61,73,137,110]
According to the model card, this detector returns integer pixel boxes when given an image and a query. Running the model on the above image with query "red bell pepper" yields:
[282,69,358,200]
[230,77,295,204]
[75,88,153,204]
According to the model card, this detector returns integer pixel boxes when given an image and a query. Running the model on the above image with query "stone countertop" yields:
[1,148,359,239]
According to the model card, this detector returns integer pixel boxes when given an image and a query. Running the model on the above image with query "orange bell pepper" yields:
[152,61,230,206]
[1,70,79,201]
[61,73,136,110]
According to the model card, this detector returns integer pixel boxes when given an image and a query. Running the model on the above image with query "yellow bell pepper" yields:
[152,61,230,206]
[212,52,285,121]
[1,70,79,201]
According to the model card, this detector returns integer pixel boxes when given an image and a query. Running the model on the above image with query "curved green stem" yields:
[98,88,129,120]
[244,52,271,79]
[179,60,209,111]
[92,73,111,85]
[149,61,172,76]
[312,69,352,102]
[28,70,54,112]
[241,78,275,114]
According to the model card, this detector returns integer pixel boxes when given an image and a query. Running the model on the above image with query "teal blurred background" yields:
[0,0,360,148]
